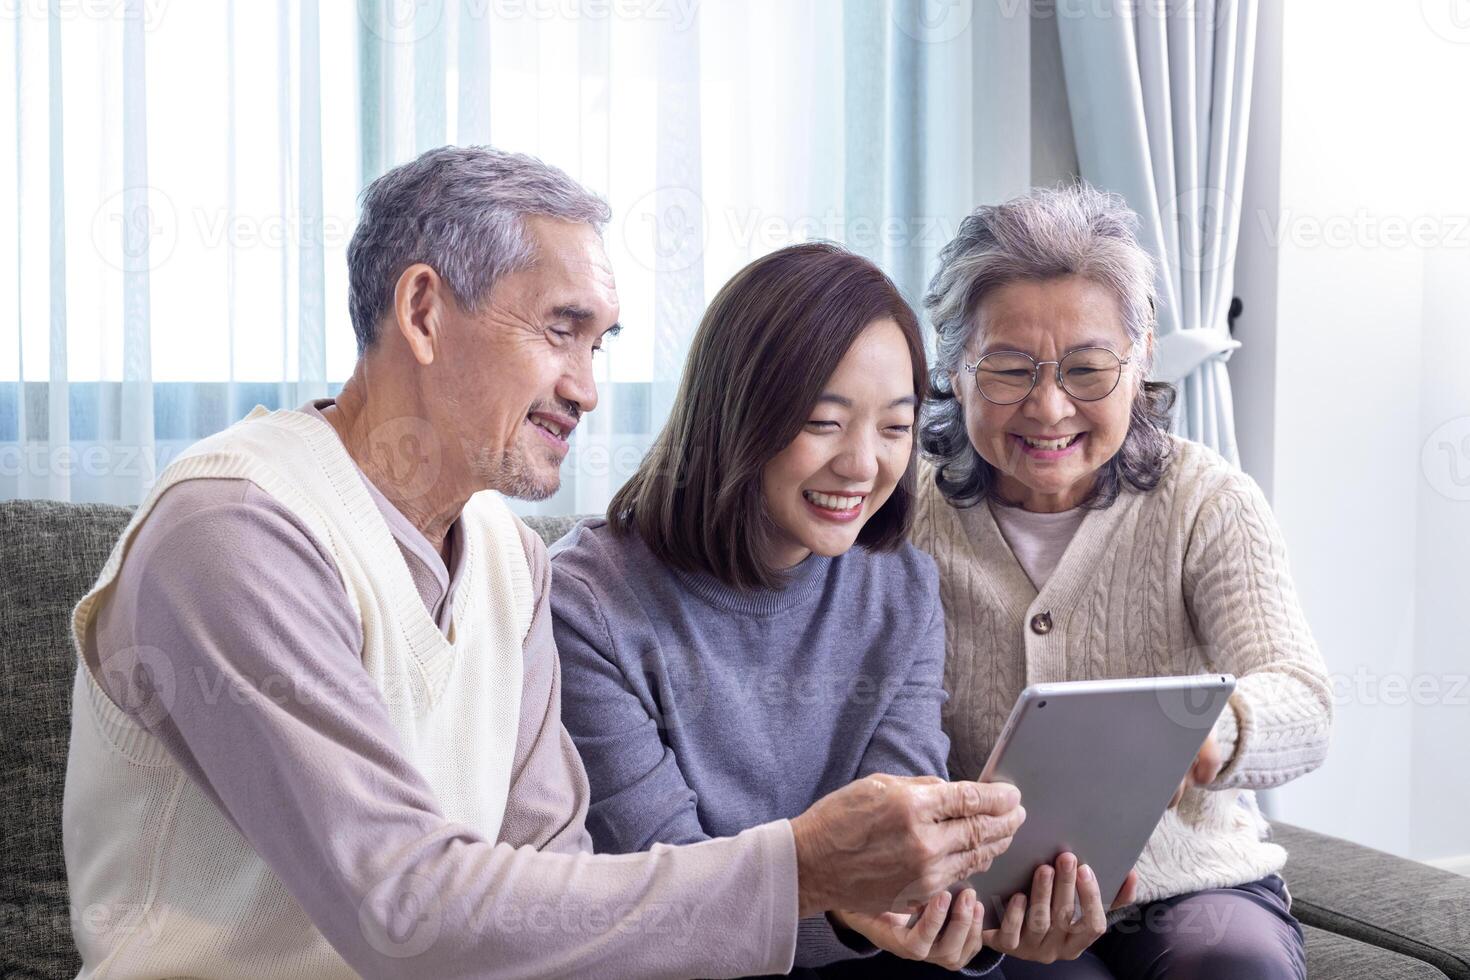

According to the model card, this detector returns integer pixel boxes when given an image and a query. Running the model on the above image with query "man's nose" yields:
[560,356,599,416]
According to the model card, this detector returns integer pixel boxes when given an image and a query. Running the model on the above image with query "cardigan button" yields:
[1030,612,1053,635]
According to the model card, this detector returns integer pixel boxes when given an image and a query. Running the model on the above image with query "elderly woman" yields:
[910,184,1332,980]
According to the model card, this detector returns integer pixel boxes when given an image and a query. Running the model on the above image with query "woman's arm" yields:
[551,565,877,969]
[855,555,952,781]
[1183,473,1334,789]
[551,568,710,852]
[845,557,1004,976]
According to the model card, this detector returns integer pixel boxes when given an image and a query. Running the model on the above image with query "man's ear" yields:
[392,262,448,366]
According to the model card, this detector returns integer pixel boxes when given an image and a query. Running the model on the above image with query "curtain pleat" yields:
[1056,0,1257,464]
[3,0,1018,509]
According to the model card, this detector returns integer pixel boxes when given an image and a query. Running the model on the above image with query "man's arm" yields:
[93,480,799,979]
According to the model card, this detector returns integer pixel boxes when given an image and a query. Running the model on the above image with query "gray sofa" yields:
[3,499,1466,979]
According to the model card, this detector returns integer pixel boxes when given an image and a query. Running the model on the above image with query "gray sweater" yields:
[551,518,1001,976]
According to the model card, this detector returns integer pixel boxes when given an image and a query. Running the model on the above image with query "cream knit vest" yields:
[912,437,1333,907]
[63,406,533,978]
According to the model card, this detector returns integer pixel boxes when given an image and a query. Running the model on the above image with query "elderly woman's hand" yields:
[1168,733,1225,808]
[981,854,1138,964]
[832,888,988,971]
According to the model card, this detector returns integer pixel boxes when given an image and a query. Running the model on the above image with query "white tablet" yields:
[955,674,1235,927]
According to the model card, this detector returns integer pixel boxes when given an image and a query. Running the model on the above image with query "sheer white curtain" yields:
[2,0,1020,512]
[1055,0,1258,463]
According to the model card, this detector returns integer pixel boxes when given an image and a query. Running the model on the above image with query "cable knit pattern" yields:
[911,436,1333,907]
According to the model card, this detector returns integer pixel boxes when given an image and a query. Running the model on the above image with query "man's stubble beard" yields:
[474,436,561,502]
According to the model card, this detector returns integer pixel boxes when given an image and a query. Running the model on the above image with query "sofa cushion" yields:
[1,500,133,979]
[1305,923,1448,979]
[521,512,583,550]
[1280,821,1470,979]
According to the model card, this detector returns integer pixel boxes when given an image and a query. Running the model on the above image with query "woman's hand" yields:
[1168,733,1225,808]
[832,887,988,972]
[981,854,1139,964]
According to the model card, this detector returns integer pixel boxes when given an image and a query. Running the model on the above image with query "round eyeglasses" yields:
[962,347,1131,405]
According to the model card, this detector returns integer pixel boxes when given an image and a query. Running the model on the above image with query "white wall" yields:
[1231,0,1470,864]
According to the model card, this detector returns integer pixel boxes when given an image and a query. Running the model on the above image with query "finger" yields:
[1026,863,1054,939]
[1075,863,1107,935]
[1050,853,1078,931]
[938,832,1015,887]
[984,892,1027,953]
[922,780,1022,821]
[1195,747,1224,785]
[1111,870,1140,911]
[933,802,1026,864]
[1057,864,1107,960]
[929,889,976,966]
[960,892,990,965]
[907,890,950,957]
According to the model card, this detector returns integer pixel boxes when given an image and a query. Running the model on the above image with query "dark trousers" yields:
[994,876,1306,980]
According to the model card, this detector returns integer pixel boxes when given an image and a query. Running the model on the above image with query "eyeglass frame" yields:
[961,346,1133,405]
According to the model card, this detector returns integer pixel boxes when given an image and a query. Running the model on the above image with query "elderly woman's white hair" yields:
[921,181,1177,508]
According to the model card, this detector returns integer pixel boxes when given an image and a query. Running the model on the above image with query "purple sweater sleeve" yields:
[91,478,798,979]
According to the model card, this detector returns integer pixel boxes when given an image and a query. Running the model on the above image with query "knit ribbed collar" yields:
[673,550,833,616]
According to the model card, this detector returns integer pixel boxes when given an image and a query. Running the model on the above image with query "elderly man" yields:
[62,146,1025,979]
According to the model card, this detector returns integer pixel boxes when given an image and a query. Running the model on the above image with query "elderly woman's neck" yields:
[996,476,1093,513]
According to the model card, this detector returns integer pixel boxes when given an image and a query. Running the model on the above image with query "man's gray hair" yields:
[921,181,1176,508]
[347,145,612,354]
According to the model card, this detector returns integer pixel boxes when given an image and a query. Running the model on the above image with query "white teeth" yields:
[531,418,565,438]
[803,491,863,511]
[1021,434,1080,450]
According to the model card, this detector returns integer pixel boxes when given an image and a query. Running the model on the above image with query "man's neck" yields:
[318,374,472,560]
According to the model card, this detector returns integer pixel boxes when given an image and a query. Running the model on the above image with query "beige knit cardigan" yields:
[911,436,1333,905]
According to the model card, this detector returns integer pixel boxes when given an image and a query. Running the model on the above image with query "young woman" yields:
[550,243,1128,978]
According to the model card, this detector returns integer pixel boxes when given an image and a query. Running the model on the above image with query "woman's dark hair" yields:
[608,242,927,590]
[920,182,1176,509]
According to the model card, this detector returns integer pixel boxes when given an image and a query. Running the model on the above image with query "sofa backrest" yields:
[0,498,582,979]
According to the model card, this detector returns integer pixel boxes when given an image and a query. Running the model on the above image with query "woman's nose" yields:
[831,435,880,483]
[1023,366,1075,424]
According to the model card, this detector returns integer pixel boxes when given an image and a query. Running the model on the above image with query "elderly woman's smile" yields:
[955,275,1140,513]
